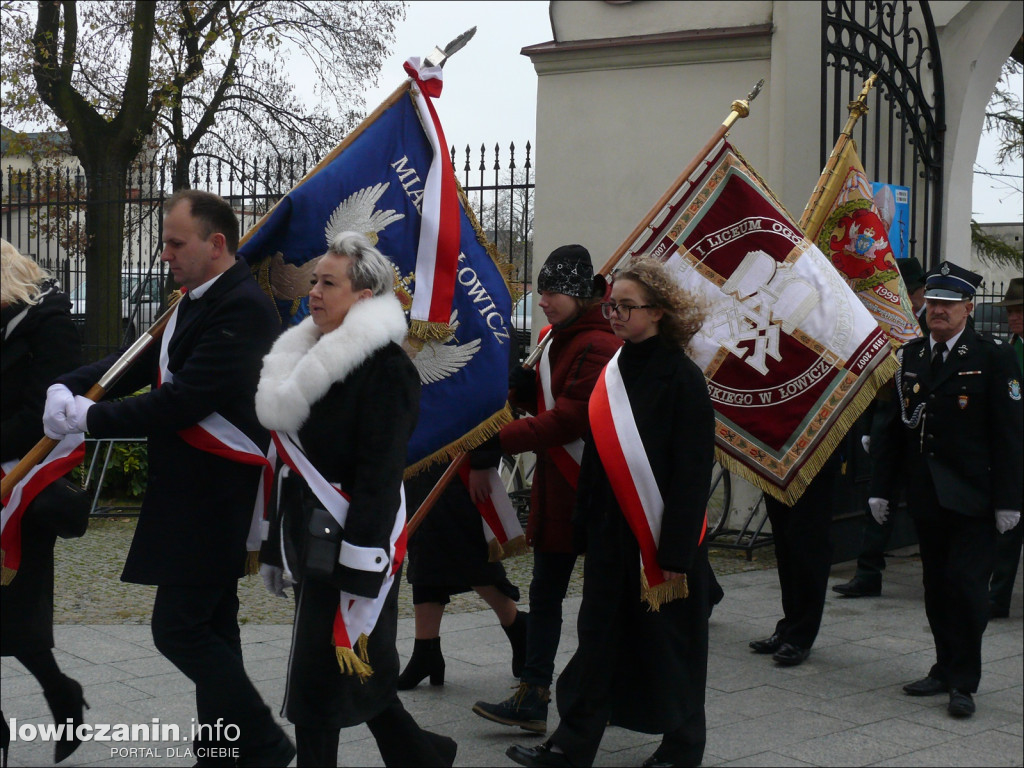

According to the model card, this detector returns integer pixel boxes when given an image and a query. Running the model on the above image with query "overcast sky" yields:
[358,1,1020,224]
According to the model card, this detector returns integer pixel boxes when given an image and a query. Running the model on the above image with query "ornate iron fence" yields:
[821,0,945,270]
[1,145,535,360]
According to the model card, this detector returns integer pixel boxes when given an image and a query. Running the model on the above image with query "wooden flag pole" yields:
[798,73,878,235]
[598,80,765,278]
[1,294,182,501]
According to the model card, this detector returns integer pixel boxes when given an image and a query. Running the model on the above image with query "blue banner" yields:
[239,89,514,471]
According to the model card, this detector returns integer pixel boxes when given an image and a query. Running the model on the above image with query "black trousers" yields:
[914,508,997,692]
[295,695,452,767]
[990,521,1023,614]
[763,459,839,649]
[151,583,283,762]
[522,551,577,687]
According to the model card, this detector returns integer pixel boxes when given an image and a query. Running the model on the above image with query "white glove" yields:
[868,497,889,525]
[860,435,871,455]
[995,510,1021,534]
[42,384,76,439]
[260,564,293,597]
[65,396,94,434]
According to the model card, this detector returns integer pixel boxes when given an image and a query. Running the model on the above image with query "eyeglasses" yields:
[600,302,655,320]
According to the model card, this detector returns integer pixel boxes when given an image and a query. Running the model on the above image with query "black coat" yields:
[257,294,419,729]
[872,325,1023,518]
[57,261,280,585]
[558,336,715,734]
[404,459,520,600]
[1,284,85,655]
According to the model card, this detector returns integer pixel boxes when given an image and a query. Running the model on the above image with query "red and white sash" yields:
[537,326,584,489]
[272,430,406,679]
[160,301,272,572]
[403,57,459,338]
[1,434,85,585]
[456,463,526,562]
[589,349,689,609]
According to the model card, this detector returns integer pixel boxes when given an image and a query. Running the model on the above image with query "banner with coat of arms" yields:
[238,68,515,474]
[612,139,897,504]
[799,133,921,348]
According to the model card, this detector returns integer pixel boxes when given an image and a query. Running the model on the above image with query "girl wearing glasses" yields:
[472,244,621,735]
[507,257,715,768]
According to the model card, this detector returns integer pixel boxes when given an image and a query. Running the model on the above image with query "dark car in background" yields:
[974,302,1009,338]
[70,272,165,343]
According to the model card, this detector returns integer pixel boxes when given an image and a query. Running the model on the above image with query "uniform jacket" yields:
[557,336,715,735]
[256,293,419,728]
[872,325,1023,517]
[57,260,280,585]
[501,303,620,552]
[1,283,85,654]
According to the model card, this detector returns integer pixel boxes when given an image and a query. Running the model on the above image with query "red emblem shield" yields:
[958,395,969,410]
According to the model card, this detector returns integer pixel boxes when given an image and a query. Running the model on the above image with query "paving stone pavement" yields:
[2,546,1020,767]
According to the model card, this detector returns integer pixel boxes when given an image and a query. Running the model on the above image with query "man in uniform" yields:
[43,190,294,765]
[869,262,1022,718]
[834,256,928,598]
[989,276,1024,618]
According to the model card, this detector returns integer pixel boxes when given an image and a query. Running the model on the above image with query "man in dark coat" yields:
[989,276,1023,618]
[871,262,1023,719]
[43,190,293,765]
[834,255,928,598]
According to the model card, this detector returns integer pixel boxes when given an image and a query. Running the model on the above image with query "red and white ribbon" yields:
[537,326,584,489]
[403,57,460,330]
[456,462,524,559]
[160,303,272,559]
[588,349,668,591]
[272,430,406,669]
[1,433,86,581]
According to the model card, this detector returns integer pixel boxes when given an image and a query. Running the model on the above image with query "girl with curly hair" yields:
[507,257,716,768]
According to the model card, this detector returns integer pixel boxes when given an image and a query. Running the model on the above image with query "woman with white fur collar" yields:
[256,232,456,767]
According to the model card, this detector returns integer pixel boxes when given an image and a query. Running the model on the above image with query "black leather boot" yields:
[43,675,89,763]
[503,611,529,678]
[397,637,445,690]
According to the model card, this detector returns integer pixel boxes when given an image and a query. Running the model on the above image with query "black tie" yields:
[930,341,947,376]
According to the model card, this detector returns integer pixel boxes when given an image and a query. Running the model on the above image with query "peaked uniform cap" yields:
[923,261,982,301]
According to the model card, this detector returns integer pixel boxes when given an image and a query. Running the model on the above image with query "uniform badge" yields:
[956,344,968,356]
[958,395,969,409]
[912,383,920,394]
[940,263,950,276]
[1011,379,1022,402]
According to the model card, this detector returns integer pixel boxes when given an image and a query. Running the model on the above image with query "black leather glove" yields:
[509,365,536,400]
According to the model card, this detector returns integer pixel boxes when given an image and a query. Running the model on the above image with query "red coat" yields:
[500,304,621,552]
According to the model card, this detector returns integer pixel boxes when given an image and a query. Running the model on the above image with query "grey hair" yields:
[325,231,395,297]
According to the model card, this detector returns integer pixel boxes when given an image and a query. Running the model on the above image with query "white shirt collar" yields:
[187,268,228,300]
[930,326,965,353]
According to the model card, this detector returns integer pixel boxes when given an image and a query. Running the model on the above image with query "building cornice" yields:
[521,24,773,75]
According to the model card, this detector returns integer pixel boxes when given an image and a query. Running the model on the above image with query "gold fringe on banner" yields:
[335,645,374,681]
[717,352,898,506]
[244,551,261,577]
[404,405,514,478]
[407,318,454,342]
[641,570,689,611]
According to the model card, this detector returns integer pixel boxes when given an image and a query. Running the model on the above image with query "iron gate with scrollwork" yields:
[821,0,945,273]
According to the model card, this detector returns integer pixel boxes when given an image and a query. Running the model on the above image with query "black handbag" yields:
[303,506,343,586]
[28,476,91,539]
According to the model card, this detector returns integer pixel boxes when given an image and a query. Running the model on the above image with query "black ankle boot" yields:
[397,637,445,690]
[43,675,89,763]
[503,611,529,678]
[2,710,10,768]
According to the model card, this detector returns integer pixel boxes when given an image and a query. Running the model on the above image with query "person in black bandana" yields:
[506,257,714,768]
